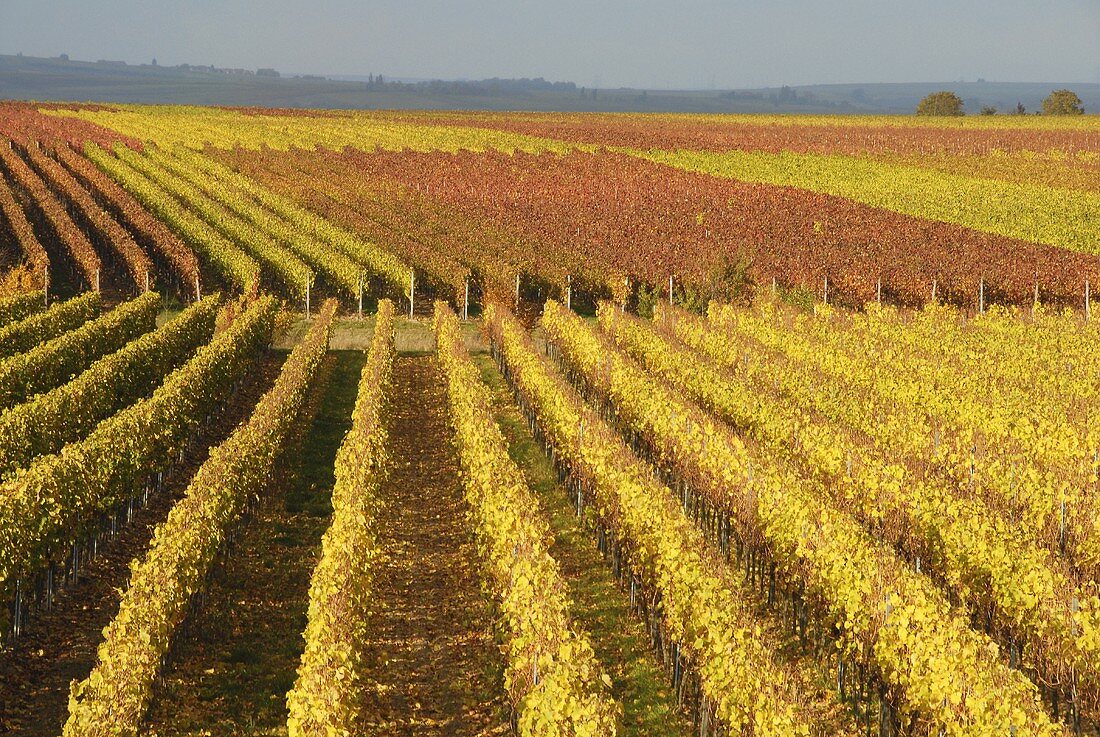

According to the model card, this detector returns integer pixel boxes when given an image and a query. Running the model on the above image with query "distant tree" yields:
[916,90,965,116]
[256,67,280,78]
[58,53,69,61]
[151,57,157,66]
[1042,89,1084,115]
[1015,101,1027,115]
[980,105,997,115]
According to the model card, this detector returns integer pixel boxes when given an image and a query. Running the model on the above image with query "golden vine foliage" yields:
[84,143,262,297]
[166,146,412,297]
[0,291,44,328]
[486,302,824,737]
[287,299,394,736]
[0,291,100,360]
[436,301,620,736]
[539,300,1059,736]
[601,302,1100,712]
[701,299,1100,579]
[112,144,312,300]
[64,299,335,737]
[0,294,218,477]
[0,291,158,410]
[0,296,274,602]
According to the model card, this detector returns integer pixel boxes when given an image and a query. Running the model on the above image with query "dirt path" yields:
[142,351,359,736]
[359,354,507,737]
[0,352,286,737]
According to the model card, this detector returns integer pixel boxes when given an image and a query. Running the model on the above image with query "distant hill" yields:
[0,53,1096,114]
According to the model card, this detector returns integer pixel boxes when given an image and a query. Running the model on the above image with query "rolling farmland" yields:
[0,100,1098,737]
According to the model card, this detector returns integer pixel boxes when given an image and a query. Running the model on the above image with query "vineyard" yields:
[0,100,1097,737]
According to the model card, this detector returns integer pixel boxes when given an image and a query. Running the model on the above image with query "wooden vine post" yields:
[408,269,415,319]
[463,277,470,321]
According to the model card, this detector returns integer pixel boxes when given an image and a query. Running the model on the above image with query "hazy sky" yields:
[2,1,1097,88]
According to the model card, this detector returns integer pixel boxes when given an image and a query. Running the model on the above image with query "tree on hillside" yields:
[916,91,965,116]
[980,105,997,115]
[1042,89,1084,115]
